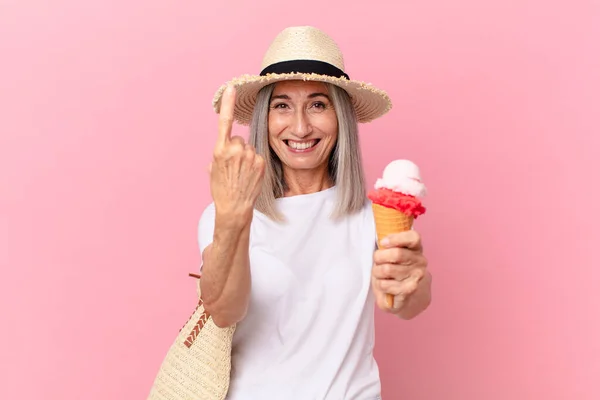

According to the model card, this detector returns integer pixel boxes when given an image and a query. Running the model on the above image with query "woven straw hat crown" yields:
[260,26,346,72]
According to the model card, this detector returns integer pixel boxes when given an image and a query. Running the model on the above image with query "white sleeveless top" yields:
[198,187,381,400]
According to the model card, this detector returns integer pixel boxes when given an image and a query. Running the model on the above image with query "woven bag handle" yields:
[189,273,202,299]
[178,273,210,348]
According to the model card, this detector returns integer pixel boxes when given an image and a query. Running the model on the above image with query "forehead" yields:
[271,80,329,96]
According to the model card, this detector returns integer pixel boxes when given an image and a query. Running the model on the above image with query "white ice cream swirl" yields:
[374,159,427,197]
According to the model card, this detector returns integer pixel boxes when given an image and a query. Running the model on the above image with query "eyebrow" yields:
[270,92,331,102]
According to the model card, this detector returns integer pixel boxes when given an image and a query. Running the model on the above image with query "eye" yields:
[309,101,329,113]
[271,103,289,109]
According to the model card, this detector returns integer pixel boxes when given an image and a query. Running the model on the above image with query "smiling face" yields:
[268,81,339,178]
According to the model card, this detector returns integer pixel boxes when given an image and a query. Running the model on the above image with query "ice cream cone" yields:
[368,159,427,310]
[372,203,414,308]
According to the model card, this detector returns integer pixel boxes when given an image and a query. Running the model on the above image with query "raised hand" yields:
[209,85,266,226]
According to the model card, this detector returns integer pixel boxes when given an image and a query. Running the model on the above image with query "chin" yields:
[283,161,322,171]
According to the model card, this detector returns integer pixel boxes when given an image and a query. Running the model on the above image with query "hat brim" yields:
[212,73,392,126]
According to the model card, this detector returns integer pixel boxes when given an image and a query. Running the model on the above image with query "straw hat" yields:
[212,26,392,125]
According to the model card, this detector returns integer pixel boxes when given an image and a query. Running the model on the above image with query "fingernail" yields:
[380,237,390,247]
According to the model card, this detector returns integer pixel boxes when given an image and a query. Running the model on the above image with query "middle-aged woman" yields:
[198,26,432,400]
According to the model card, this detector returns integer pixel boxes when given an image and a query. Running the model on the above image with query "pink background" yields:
[1,1,599,399]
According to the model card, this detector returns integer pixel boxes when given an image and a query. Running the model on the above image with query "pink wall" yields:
[1,1,599,399]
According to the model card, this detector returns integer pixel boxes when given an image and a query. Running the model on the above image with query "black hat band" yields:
[260,60,350,80]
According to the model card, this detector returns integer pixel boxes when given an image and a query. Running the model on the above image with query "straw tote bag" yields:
[148,274,236,400]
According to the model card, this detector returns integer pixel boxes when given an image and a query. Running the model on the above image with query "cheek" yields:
[268,113,286,130]
[318,117,338,143]
[268,115,287,142]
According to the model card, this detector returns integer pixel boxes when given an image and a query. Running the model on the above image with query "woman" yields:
[199,26,431,399]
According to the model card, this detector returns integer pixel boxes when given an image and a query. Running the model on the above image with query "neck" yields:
[283,165,333,197]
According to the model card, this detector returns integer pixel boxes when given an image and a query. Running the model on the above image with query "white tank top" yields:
[198,186,381,400]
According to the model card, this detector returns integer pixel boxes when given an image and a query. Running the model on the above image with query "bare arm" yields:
[201,85,264,328]
[200,216,252,328]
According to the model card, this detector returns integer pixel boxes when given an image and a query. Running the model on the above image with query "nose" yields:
[291,109,312,138]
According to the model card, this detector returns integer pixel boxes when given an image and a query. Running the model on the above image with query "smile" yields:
[284,139,320,152]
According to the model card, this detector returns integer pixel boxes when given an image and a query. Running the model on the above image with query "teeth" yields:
[288,140,316,150]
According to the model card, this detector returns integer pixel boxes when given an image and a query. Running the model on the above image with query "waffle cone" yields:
[372,203,414,246]
[372,203,414,308]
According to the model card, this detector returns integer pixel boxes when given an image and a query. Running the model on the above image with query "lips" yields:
[284,139,320,150]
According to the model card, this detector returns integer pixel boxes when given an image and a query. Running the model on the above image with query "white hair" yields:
[249,82,367,221]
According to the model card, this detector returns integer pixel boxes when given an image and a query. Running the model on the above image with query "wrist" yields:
[214,209,252,237]
[214,205,253,229]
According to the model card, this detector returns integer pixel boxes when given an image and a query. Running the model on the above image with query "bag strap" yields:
[178,273,211,348]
